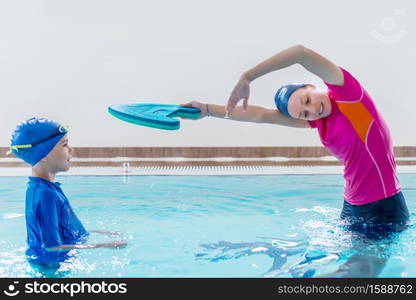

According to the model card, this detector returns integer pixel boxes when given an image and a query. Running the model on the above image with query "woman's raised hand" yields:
[225,75,250,117]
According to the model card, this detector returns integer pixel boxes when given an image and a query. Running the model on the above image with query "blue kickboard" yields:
[108,104,201,130]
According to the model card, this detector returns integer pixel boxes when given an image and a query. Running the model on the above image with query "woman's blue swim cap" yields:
[274,83,306,118]
[8,117,69,166]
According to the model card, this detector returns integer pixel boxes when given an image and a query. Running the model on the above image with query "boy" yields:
[8,117,127,266]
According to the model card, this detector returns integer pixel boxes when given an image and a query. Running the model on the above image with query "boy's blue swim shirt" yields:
[25,177,88,264]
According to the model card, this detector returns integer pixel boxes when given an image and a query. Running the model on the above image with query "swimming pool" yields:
[1,173,415,277]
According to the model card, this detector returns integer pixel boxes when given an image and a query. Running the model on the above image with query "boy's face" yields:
[42,135,73,172]
[287,85,332,121]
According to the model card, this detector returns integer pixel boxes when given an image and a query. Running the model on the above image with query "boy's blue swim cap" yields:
[8,117,69,166]
[274,83,306,118]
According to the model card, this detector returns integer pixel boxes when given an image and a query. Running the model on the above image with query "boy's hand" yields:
[226,75,250,117]
[180,101,208,119]
[108,231,122,237]
[101,240,128,249]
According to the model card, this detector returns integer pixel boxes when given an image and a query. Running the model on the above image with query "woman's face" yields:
[287,85,332,121]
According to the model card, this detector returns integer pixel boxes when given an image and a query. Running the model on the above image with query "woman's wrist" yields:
[241,72,253,83]
[204,104,229,119]
[205,103,211,117]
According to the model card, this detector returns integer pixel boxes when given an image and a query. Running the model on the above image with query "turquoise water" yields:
[0,174,415,278]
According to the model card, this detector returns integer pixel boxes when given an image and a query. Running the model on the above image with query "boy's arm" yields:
[207,104,310,128]
[47,240,127,251]
[88,229,121,237]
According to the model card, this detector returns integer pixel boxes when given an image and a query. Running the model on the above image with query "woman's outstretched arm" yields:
[180,101,310,128]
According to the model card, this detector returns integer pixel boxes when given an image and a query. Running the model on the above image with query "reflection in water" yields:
[196,219,411,278]
[196,239,339,277]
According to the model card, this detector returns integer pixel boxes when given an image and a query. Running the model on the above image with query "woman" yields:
[181,44,409,239]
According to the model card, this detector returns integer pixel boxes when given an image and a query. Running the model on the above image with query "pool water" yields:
[0,174,415,278]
